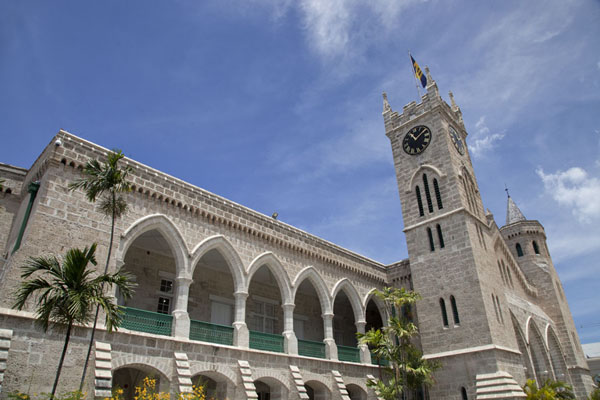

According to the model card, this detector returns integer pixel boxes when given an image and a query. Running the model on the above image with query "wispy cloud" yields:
[468,116,504,158]
[537,166,600,223]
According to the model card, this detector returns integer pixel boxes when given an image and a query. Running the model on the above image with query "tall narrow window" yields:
[423,174,434,213]
[492,294,500,322]
[505,263,514,288]
[439,298,449,327]
[461,387,468,400]
[532,241,540,254]
[496,296,504,324]
[427,228,435,252]
[436,224,445,248]
[450,295,460,325]
[516,243,524,257]
[416,186,424,217]
[497,261,506,285]
[433,178,443,209]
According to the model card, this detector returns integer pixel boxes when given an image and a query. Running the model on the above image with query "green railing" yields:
[121,307,172,336]
[337,345,360,363]
[298,339,326,359]
[189,320,234,345]
[249,330,284,353]
[371,352,390,366]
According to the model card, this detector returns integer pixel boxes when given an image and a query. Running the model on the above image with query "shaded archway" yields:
[332,285,362,362]
[305,380,331,400]
[294,278,326,358]
[188,248,236,345]
[247,263,286,352]
[511,314,534,383]
[113,365,170,400]
[547,327,569,382]
[192,372,235,400]
[120,229,179,336]
[528,321,552,384]
[254,377,287,400]
[346,383,367,400]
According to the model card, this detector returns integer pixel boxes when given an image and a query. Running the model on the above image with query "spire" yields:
[424,66,439,96]
[506,191,526,225]
[449,91,458,110]
[383,92,391,113]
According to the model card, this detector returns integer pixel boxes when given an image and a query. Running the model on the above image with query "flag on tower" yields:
[410,54,427,88]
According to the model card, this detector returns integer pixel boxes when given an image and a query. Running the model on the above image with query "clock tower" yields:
[384,70,528,398]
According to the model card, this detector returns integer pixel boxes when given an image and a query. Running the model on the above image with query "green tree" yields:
[523,379,575,399]
[68,149,132,390]
[589,386,600,400]
[13,243,134,398]
[358,287,439,400]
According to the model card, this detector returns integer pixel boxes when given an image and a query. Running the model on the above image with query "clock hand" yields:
[413,129,424,140]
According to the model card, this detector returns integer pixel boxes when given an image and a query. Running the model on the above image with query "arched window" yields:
[423,174,434,213]
[461,387,468,400]
[516,243,524,257]
[433,178,443,209]
[532,241,540,254]
[495,296,504,324]
[415,186,424,217]
[497,261,506,285]
[439,298,449,327]
[506,266,514,288]
[450,295,460,325]
[436,224,445,248]
[427,228,435,252]
[492,294,500,322]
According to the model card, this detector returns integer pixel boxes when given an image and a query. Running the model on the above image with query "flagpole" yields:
[408,51,422,100]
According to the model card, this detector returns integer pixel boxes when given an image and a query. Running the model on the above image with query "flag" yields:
[410,54,427,88]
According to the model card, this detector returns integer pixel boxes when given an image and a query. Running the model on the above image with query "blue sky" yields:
[1,1,599,343]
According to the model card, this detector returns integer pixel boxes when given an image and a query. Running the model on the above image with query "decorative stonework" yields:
[0,329,12,394]
[94,341,112,398]
[174,352,193,393]
[237,360,257,399]
[289,365,309,400]
[331,370,351,400]
[475,371,526,399]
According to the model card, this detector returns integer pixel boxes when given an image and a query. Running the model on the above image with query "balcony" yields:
[337,345,360,363]
[298,339,326,359]
[189,319,234,345]
[249,330,284,353]
[121,307,172,336]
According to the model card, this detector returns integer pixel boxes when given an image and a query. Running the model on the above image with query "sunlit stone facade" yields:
[0,76,594,399]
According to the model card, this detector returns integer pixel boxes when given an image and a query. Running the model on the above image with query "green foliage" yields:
[588,386,600,400]
[358,287,439,399]
[523,379,575,399]
[68,149,132,219]
[12,244,134,397]
[13,243,134,331]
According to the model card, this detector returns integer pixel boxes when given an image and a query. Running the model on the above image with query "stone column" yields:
[356,320,371,364]
[172,276,192,338]
[282,303,298,355]
[323,313,338,361]
[233,291,249,348]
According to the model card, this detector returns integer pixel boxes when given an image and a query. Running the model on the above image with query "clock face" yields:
[448,125,465,155]
[402,125,432,155]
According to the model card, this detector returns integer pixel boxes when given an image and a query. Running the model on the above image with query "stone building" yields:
[0,73,594,399]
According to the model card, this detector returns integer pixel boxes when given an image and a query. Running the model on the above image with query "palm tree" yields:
[523,379,575,399]
[13,243,134,398]
[68,149,132,389]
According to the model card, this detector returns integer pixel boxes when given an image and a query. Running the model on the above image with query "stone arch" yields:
[405,164,446,193]
[524,316,533,344]
[190,235,246,292]
[363,288,388,327]
[331,279,365,323]
[346,383,368,400]
[546,325,569,382]
[292,266,332,315]
[247,252,293,305]
[112,361,171,399]
[253,369,290,400]
[188,365,237,400]
[528,320,553,383]
[112,355,172,380]
[304,379,331,400]
[118,214,189,278]
[510,312,535,383]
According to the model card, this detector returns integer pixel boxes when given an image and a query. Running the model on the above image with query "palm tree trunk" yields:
[52,321,73,398]
[78,194,117,391]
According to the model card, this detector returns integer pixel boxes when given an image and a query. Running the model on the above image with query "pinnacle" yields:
[506,195,526,225]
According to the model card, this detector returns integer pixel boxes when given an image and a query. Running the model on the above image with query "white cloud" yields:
[467,116,504,158]
[537,166,600,223]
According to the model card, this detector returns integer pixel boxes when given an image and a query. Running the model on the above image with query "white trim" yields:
[423,344,521,360]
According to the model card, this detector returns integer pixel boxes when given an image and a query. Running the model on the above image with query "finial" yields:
[449,91,457,109]
[425,66,433,84]
[383,92,391,112]
[505,184,510,198]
